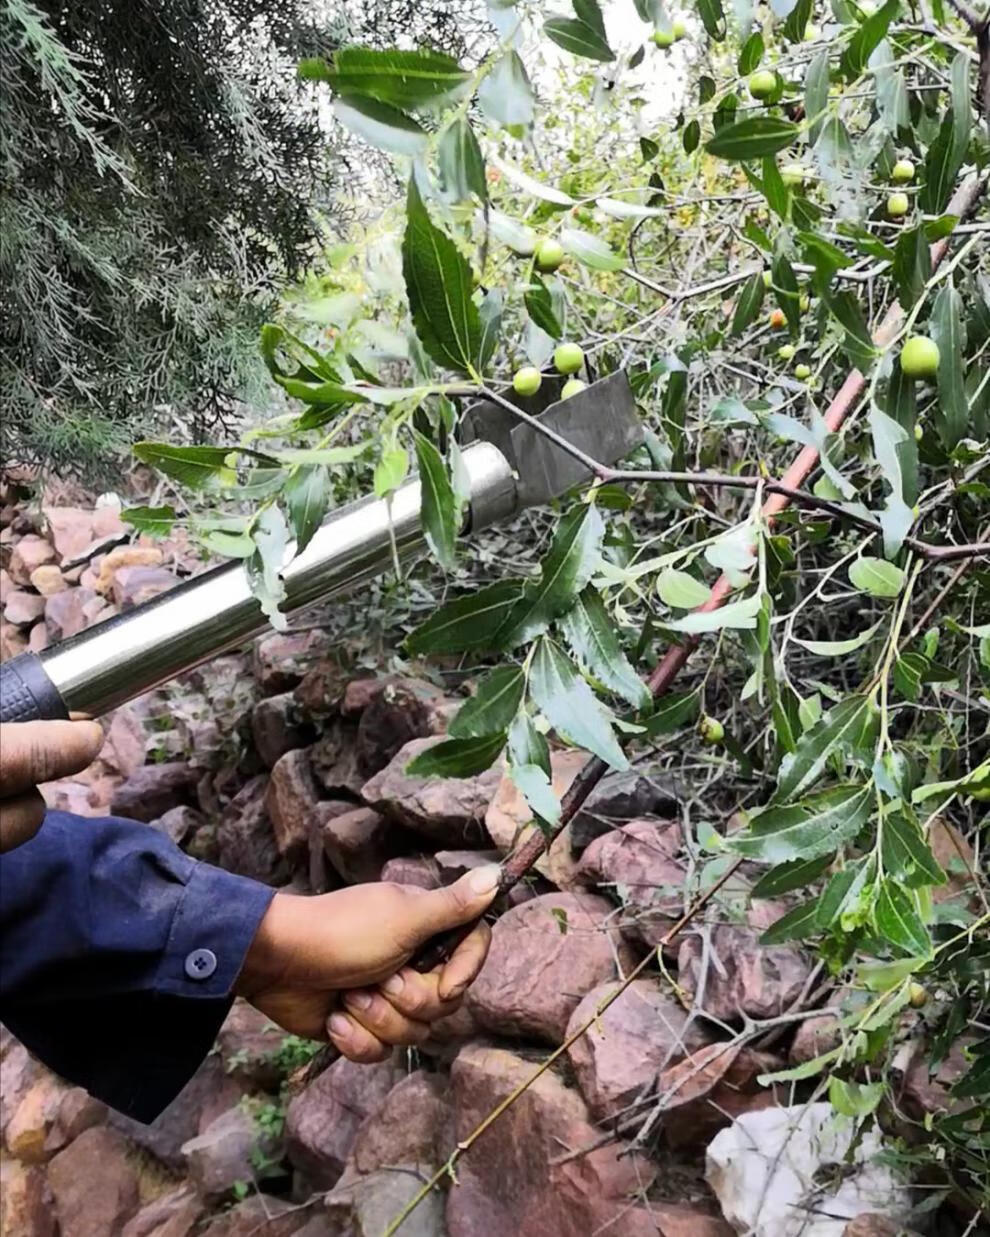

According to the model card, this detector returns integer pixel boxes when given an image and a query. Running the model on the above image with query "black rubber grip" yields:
[0,654,69,723]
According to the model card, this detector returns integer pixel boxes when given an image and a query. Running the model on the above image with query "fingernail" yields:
[347,991,372,1010]
[329,1013,350,1038]
[382,973,404,995]
[468,864,501,895]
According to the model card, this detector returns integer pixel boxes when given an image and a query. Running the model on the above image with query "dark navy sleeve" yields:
[0,810,276,1123]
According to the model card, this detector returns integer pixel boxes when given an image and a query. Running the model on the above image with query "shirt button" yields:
[184,948,218,981]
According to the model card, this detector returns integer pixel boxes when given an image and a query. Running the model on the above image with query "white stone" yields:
[705,1103,911,1237]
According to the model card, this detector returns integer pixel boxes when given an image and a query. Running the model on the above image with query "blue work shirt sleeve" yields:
[0,810,276,1123]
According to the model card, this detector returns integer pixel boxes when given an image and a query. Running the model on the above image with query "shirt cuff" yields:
[154,861,277,1000]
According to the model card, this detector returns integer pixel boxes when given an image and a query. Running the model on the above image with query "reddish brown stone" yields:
[112,565,177,608]
[379,856,438,889]
[340,677,384,717]
[266,748,321,860]
[321,805,399,885]
[8,534,55,585]
[45,586,97,640]
[48,1126,140,1236]
[120,1187,204,1237]
[5,1073,69,1161]
[216,1000,285,1091]
[110,761,198,823]
[294,659,349,716]
[198,1196,315,1236]
[29,563,65,596]
[658,1042,782,1147]
[4,589,46,626]
[0,1160,56,1237]
[253,629,330,694]
[578,818,686,947]
[251,692,312,768]
[0,620,28,659]
[348,1070,452,1176]
[217,774,289,884]
[678,924,812,1022]
[354,676,448,777]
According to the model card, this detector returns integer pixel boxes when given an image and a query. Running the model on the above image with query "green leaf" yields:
[284,464,330,553]
[560,227,624,272]
[772,251,801,334]
[822,289,876,367]
[868,405,916,558]
[477,288,503,373]
[301,46,470,109]
[449,666,526,739]
[682,119,701,155]
[949,51,971,168]
[558,586,651,710]
[829,1077,884,1118]
[696,0,726,39]
[248,505,289,630]
[731,272,766,335]
[197,526,256,558]
[930,281,968,450]
[273,444,370,467]
[773,694,874,803]
[529,638,629,770]
[848,556,905,598]
[545,0,615,61]
[437,118,487,202]
[782,0,813,41]
[762,157,790,222]
[873,881,931,957]
[752,854,835,898]
[489,210,538,255]
[406,581,525,654]
[738,32,765,75]
[805,49,830,143]
[332,95,428,156]
[643,691,699,736]
[876,68,910,137]
[507,710,551,776]
[406,732,507,778]
[657,569,712,609]
[524,277,563,339]
[498,504,605,647]
[893,651,927,702]
[881,813,947,888]
[732,783,873,863]
[478,51,535,126]
[759,898,823,944]
[665,593,762,633]
[510,762,562,827]
[792,619,883,656]
[841,0,898,78]
[373,447,410,498]
[402,178,482,376]
[133,443,234,490]
[122,505,177,537]
[414,432,458,570]
[920,113,961,215]
[705,117,800,161]
[891,225,931,312]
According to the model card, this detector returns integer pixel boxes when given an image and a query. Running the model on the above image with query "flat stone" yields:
[570,768,682,852]
[29,563,66,596]
[93,545,164,594]
[120,1186,204,1237]
[8,534,55,585]
[0,1160,56,1237]
[4,589,46,626]
[45,586,97,641]
[379,856,438,888]
[320,805,400,885]
[325,1169,446,1237]
[48,1126,140,1237]
[110,761,198,823]
[266,748,321,860]
[150,805,204,845]
[253,629,331,694]
[182,1103,281,1201]
[217,774,291,885]
[577,818,686,947]
[354,676,448,777]
[252,692,312,768]
[112,565,177,608]
[198,1196,315,1236]
[678,925,812,1023]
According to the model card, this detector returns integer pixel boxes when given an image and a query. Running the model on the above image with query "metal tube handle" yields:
[0,654,70,723]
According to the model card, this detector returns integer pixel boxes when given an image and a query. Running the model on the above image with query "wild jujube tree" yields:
[132,0,989,1200]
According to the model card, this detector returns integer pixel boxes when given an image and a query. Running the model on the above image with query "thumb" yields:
[400,864,501,945]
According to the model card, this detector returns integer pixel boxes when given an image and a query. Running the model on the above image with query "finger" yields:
[394,864,501,952]
[342,990,430,1046]
[327,1011,390,1064]
[437,920,493,1002]
[0,721,104,796]
[0,789,47,853]
[378,969,458,1024]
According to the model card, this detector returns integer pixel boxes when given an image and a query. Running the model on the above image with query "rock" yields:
[0,1160,56,1237]
[325,1169,446,1237]
[112,565,177,608]
[110,1053,244,1171]
[706,1104,911,1237]
[0,620,28,659]
[577,819,686,947]
[41,778,103,816]
[29,563,66,595]
[45,586,97,641]
[362,735,501,846]
[467,892,634,1043]
[294,659,349,716]
[93,545,164,594]
[347,1070,452,1177]
[4,588,46,626]
[217,1000,285,1091]
[618,1204,734,1237]
[901,1035,975,1119]
[28,619,48,652]
[930,818,978,904]
[217,774,290,884]
[111,760,198,822]
[101,706,147,778]
[0,565,12,602]
[120,1187,204,1237]
[44,504,124,561]
[48,1126,140,1236]
[8,534,55,585]
[5,1073,70,1161]
[842,1218,904,1237]
[0,1039,39,1136]
[447,1042,654,1237]
[198,1196,315,1237]
[253,629,330,695]
[657,1042,781,1147]
[266,748,322,860]
[790,988,864,1065]
[44,1086,107,1155]
[354,676,448,777]
[486,749,588,888]
[435,848,503,882]
[570,769,682,852]
[565,979,711,1121]
[341,676,385,717]
[151,805,204,845]
[284,1056,399,1189]
[379,856,438,888]
[252,692,312,768]
[321,806,399,885]
[678,925,812,1023]
[182,1103,280,1201]
[309,718,365,798]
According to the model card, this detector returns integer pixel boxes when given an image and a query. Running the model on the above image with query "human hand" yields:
[0,720,105,852]
[235,866,500,1062]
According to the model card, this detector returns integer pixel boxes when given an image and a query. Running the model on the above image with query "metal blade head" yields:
[510,371,643,507]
